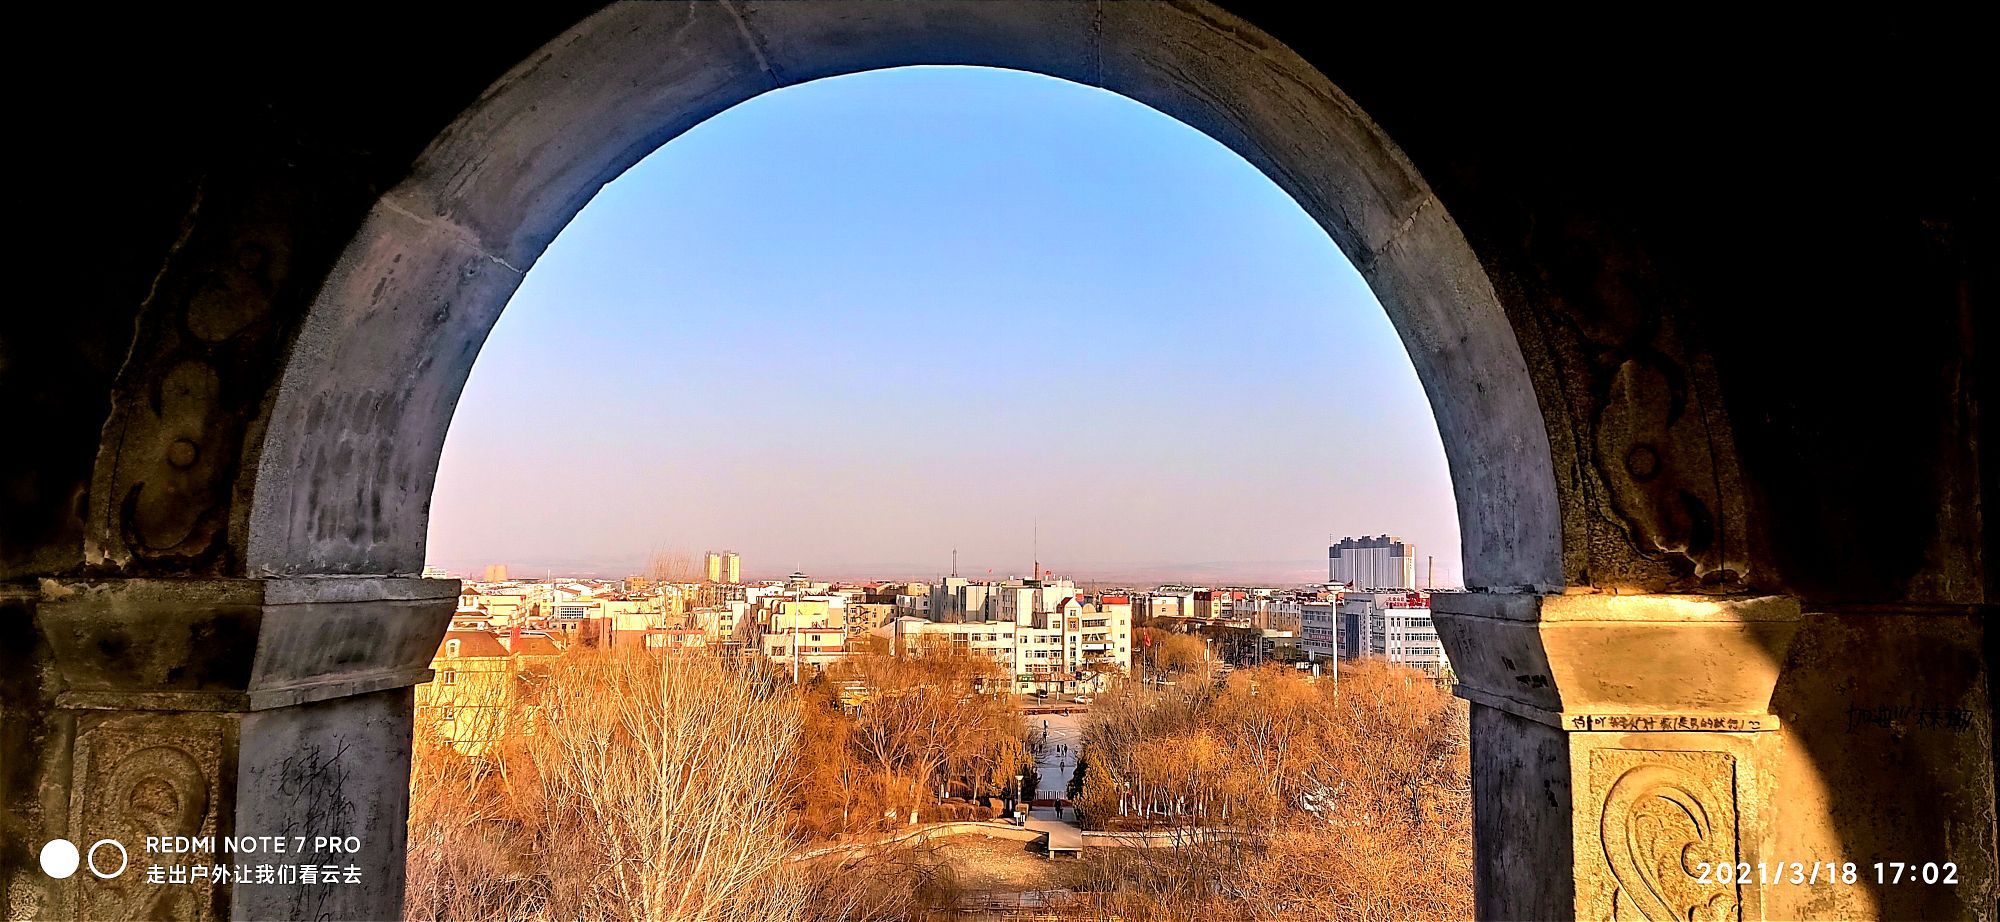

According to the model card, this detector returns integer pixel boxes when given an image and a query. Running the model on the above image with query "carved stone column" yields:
[1434,592,1803,921]
[17,577,453,921]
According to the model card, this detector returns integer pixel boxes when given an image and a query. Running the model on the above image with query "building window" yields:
[445,639,460,658]
[440,669,457,685]
[441,706,456,721]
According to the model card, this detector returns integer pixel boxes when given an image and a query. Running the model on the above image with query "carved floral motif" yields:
[71,717,224,921]
[1590,749,1741,921]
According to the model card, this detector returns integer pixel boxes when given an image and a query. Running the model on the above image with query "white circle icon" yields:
[39,839,79,879]
[87,839,129,879]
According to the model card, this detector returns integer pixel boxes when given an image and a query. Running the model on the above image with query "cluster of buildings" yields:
[416,535,1450,750]
[884,573,1133,696]
[416,557,1131,747]
[1104,536,1447,679]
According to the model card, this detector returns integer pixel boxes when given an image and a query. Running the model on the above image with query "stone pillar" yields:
[1434,593,1803,921]
[14,577,453,921]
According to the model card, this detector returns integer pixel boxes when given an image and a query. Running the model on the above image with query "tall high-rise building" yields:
[1328,535,1417,589]
[721,551,741,584]
[703,551,723,583]
[481,563,510,583]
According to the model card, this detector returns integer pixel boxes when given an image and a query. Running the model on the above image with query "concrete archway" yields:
[9,5,1990,921]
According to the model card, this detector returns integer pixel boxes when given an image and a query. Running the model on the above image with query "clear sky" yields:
[427,66,1461,587]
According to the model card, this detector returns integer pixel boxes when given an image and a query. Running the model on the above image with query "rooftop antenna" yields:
[952,547,958,578]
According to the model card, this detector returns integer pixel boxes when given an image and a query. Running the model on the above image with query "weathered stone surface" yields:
[1571,734,1778,922]
[1443,592,1996,920]
[1581,746,1743,920]
[37,578,456,710]
[1767,607,1996,921]
[232,689,414,922]
[67,712,229,921]
[1442,592,1798,920]
[1435,592,1802,722]
[1471,704,1573,921]
[7,579,451,921]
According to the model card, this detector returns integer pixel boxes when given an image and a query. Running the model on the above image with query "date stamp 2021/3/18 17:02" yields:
[1695,861,1960,888]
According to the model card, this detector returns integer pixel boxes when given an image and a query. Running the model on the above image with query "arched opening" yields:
[424,63,1467,590]
[242,4,1560,594]
[238,8,1560,918]
[410,62,1472,917]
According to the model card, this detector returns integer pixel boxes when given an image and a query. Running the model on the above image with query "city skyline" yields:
[427,550,1371,588]
[427,66,1464,588]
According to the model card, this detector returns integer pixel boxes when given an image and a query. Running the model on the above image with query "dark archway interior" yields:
[4,6,1991,920]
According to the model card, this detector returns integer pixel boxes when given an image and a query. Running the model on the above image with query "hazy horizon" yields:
[429,554,1364,588]
[427,66,1463,588]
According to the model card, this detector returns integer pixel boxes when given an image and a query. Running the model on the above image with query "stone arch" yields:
[241,1,1562,595]
[17,6,1988,921]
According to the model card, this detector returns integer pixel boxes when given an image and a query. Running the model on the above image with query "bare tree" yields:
[647,548,702,584]
[406,648,810,921]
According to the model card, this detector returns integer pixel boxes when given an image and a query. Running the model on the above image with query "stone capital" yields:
[1434,592,1803,732]
[36,576,457,711]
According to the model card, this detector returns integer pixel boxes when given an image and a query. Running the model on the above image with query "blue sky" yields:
[427,66,1461,586]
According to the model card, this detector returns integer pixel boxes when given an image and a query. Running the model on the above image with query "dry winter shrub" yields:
[789,841,967,922]
[405,649,808,921]
[409,645,1467,920]
[405,678,550,920]
[1071,659,1471,920]
[408,648,1032,920]
[789,651,1028,839]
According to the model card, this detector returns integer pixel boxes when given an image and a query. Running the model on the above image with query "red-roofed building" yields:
[417,628,572,755]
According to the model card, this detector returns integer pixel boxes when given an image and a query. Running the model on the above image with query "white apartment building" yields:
[896,580,1131,694]
[689,601,747,640]
[893,592,931,620]
[461,586,536,626]
[928,577,995,623]
[1329,535,1418,589]
[1243,596,1304,633]
[762,628,848,674]
[1133,588,1194,621]
[767,597,845,631]
[844,602,897,633]
[1337,590,1447,677]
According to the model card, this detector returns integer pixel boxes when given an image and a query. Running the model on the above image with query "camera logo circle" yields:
[39,840,78,879]
[88,840,129,879]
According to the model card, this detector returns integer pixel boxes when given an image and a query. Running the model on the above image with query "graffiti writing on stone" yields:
[1845,704,1976,733]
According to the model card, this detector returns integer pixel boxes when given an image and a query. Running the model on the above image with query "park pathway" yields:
[1026,712,1083,801]
[1022,806,1084,857]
